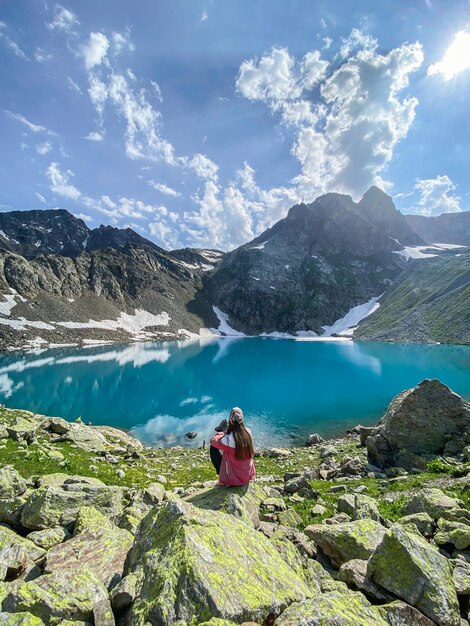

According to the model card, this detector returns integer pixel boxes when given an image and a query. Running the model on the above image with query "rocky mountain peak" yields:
[86,224,164,254]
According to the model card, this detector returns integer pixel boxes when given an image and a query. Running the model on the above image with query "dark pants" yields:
[210,445,222,475]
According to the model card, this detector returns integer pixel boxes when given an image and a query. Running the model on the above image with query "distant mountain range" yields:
[0,187,468,349]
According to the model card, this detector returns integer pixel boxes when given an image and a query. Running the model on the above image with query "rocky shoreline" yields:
[1,379,470,624]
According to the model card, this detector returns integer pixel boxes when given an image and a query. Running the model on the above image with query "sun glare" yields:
[428,29,470,80]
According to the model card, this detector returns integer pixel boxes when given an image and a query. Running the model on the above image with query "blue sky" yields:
[1,0,469,250]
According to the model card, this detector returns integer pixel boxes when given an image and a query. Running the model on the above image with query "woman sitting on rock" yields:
[210,407,255,486]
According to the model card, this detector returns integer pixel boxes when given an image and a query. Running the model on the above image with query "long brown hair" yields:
[226,411,254,461]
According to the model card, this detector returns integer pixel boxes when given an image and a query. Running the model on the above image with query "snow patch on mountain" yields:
[211,306,247,337]
[322,295,382,337]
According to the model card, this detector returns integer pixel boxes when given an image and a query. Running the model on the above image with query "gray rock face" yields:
[366,379,470,468]
[203,188,409,336]
[403,488,464,520]
[405,211,470,246]
[368,524,460,626]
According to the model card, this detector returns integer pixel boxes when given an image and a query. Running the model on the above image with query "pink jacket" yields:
[210,432,256,486]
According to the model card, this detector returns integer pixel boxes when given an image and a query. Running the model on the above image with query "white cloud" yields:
[149,181,181,197]
[0,22,28,60]
[339,28,377,59]
[47,5,79,33]
[85,131,104,142]
[80,32,109,70]
[412,175,462,215]
[300,50,329,89]
[112,30,134,54]
[35,192,46,204]
[187,153,219,181]
[46,162,82,200]
[88,76,108,117]
[428,30,470,81]
[74,212,93,223]
[67,76,82,94]
[6,111,47,133]
[34,47,52,62]
[201,11,208,22]
[323,36,333,50]
[36,141,53,155]
[237,47,302,101]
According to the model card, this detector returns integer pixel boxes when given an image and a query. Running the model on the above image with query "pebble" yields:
[116,469,125,479]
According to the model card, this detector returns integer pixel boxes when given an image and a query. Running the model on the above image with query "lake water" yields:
[0,338,469,448]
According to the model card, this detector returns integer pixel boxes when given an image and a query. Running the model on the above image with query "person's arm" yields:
[210,432,231,451]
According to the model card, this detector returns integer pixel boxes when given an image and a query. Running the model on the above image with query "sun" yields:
[428,29,470,80]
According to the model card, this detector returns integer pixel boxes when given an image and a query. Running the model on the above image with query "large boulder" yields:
[336,494,381,521]
[434,518,470,550]
[0,466,29,527]
[185,483,264,528]
[368,524,460,626]
[366,379,470,468]
[304,519,386,568]
[2,569,108,624]
[403,488,463,520]
[273,590,389,625]
[124,499,315,625]
[20,476,128,530]
[45,507,133,590]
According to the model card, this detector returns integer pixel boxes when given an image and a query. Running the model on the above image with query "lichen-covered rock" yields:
[26,527,70,551]
[368,524,460,626]
[72,505,115,535]
[435,518,470,550]
[273,590,389,625]
[92,598,115,626]
[197,620,238,626]
[63,424,108,452]
[185,482,264,528]
[0,526,46,582]
[338,559,391,602]
[44,416,71,435]
[398,513,434,537]
[336,494,381,521]
[366,379,470,469]
[0,612,46,625]
[0,466,27,500]
[119,483,166,534]
[2,569,108,624]
[403,488,464,520]
[6,417,39,442]
[277,508,302,528]
[20,477,128,530]
[125,499,314,625]
[45,508,133,590]
[304,519,386,568]
[377,601,437,626]
[110,573,137,612]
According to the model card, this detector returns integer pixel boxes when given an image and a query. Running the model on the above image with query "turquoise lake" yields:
[0,338,469,448]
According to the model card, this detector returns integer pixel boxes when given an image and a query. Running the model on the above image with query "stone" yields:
[336,494,381,521]
[64,424,109,452]
[109,573,137,612]
[0,424,8,439]
[398,513,434,537]
[307,433,325,446]
[338,457,367,476]
[366,379,470,469]
[27,526,70,551]
[319,445,337,459]
[185,431,197,439]
[403,488,463,520]
[0,525,46,582]
[435,519,470,550]
[0,613,46,625]
[311,504,326,516]
[93,599,115,626]
[277,508,302,528]
[338,559,392,602]
[185,482,264,528]
[452,557,470,595]
[6,418,38,442]
[125,499,315,625]
[45,508,133,589]
[93,425,143,450]
[368,523,460,626]
[305,519,386,568]
[20,476,128,530]
[0,466,27,500]
[377,601,437,626]
[2,569,108,624]
[284,474,312,494]
[273,590,389,625]
[263,448,291,458]
[45,416,71,435]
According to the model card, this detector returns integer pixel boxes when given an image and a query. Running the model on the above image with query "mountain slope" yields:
[355,250,470,344]
[203,189,411,335]
[405,212,470,246]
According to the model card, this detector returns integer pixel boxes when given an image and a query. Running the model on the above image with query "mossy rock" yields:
[273,590,389,625]
[0,466,27,500]
[0,612,46,625]
[2,569,108,625]
[305,519,386,568]
[125,499,315,625]
[403,488,463,520]
[435,518,470,550]
[377,601,437,625]
[368,524,460,626]
[0,524,46,566]
[185,482,264,528]
[398,513,434,538]
[26,527,70,552]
